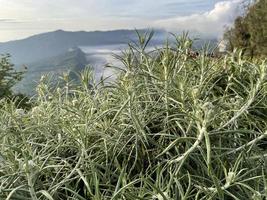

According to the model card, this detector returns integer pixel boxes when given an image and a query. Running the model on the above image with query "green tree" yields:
[0,54,24,98]
[224,0,267,57]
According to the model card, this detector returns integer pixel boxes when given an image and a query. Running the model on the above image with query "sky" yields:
[0,0,245,42]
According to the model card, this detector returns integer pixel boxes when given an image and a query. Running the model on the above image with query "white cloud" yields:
[0,0,245,41]
[154,0,244,38]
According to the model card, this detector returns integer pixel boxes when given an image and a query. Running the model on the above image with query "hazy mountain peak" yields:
[0,29,167,64]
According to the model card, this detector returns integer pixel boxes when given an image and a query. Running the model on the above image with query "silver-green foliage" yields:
[0,32,267,199]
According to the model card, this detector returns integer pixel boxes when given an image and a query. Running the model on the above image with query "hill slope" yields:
[13,47,88,95]
[0,29,165,64]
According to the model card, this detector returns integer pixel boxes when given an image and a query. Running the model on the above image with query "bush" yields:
[0,33,267,199]
[0,54,31,110]
[0,54,24,98]
[223,0,267,57]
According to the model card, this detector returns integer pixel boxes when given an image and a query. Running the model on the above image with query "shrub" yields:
[0,54,24,98]
[0,33,267,199]
[223,0,267,57]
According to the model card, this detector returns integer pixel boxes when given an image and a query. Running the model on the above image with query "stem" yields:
[170,121,206,164]
[227,130,267,155]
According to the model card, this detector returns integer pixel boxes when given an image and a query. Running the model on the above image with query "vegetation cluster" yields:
[0,32,267,199]
[224,0,267,57]
[1,0,267,198]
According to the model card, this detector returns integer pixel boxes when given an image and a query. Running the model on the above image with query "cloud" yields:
[0,18,19,23]
[0,0,245,41]
[154,0,244,38]
[0,19,11,22]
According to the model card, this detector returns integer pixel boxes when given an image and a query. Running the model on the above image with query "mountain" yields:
[0,29,165,65]
[0,29,217,66]
[24,47,87,73]
[13,47,88,95]
[1,29,217,96]
[0,29,165,96]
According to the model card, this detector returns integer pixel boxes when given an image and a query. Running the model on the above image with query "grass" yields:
[0,32,267,199]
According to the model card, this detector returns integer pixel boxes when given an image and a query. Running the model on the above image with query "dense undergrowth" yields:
[1,33,267,199]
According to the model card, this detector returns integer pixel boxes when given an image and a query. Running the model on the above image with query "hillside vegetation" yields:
[224,0,267,57]
[0,33,267,199]
[0,55,23,98]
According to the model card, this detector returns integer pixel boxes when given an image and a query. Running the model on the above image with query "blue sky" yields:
[0,0,244,41]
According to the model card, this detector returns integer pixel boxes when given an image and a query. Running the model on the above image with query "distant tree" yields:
[223,0,267,57]
[0,54,24,98]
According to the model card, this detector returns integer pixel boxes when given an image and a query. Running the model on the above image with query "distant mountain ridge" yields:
[0,29,165,65]
[1,29,218,96]
[1,29,165,96]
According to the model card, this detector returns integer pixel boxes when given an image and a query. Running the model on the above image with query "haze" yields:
[0,0,244,42]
